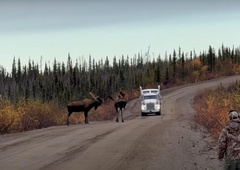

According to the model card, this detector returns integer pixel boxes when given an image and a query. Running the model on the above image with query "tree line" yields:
[0,44,240,106]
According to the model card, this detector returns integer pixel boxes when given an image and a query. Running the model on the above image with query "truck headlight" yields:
[141,104,146,110]
[155,104,160,110]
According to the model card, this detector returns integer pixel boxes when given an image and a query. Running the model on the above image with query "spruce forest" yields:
[0,44,240,134]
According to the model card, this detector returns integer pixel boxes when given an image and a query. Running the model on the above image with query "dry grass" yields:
[193,82,240,140]
[0,89,140,134]
[0,99,66,134]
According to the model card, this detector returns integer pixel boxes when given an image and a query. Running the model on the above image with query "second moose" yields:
[109,91,128,122]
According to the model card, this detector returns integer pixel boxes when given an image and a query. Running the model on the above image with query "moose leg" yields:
[84,112,89,124]
[121,109,124,122]
[67,111,73,126]
[115,103,119,122]
[116,108,119,122]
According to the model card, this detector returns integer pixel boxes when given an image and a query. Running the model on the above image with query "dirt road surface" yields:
[1,75,240,170]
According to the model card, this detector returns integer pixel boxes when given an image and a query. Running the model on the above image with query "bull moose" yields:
[66,92,103,125]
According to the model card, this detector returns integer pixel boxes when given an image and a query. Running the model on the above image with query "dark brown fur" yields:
[66,95,103,125]
[109,91,128,122]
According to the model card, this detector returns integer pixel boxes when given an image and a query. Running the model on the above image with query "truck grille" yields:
[146,103,155,110]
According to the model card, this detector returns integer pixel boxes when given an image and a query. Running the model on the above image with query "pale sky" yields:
[1,0,240,72]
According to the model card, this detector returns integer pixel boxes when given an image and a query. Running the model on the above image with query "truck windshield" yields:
[144,95,157,99]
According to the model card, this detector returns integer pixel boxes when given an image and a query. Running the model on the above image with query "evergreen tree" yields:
[17,58,21,83]
[172,50,177,79]
[11,57,17,80]
[181,52,185,80]
[207,46,215,72]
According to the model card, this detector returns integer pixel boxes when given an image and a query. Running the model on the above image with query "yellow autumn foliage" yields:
[201,65,208,73]
[233,65,240,74]
[0,89,139,134]
[0,99,67,134]
[192,71,200,82]
[193,87,239,140]
[192,58,201,69]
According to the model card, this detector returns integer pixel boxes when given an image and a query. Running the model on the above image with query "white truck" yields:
[140,85,162,116]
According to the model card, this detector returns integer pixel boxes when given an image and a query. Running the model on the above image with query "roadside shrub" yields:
[17,100,67,131]
[0,99,67,134]
[0,100,21,134]
[193,84,240,140]
[0,89,139,134]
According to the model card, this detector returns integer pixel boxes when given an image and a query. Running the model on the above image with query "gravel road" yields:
[1,75,240,170]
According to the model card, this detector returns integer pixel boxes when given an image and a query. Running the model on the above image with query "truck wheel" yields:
[156,110,161,115]
[141,112,146,116]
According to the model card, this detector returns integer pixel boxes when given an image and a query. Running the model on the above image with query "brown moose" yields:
[109,90,128,122]
[66,92,103,125]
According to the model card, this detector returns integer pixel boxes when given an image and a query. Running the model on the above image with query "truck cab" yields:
[140,85,162,116]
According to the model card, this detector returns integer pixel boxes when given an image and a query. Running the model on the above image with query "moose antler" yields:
[119,90,126,98]
[88,92,97,100]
